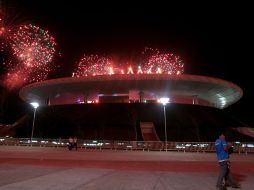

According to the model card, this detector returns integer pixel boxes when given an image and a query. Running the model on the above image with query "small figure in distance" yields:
[68,136,73,151]
[73,136,78,151]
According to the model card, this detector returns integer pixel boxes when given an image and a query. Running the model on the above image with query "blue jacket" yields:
[215,138,229,162]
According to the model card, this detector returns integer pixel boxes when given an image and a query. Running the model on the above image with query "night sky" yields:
[1,1,253,124]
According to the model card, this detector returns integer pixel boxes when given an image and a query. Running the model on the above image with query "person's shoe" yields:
[216,185,227,190]
[231,184,241,188]
[225,181,241,188]
[226,183,241,188]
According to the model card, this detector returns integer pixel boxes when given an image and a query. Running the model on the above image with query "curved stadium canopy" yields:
[19,74,242,109]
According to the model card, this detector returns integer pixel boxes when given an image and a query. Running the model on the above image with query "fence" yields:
[0,137,254,154]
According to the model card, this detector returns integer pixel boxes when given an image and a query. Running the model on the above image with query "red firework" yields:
[72,54,113,77]
[3,24,56,89]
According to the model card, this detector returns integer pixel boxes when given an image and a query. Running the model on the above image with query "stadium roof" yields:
[19,74,242,109]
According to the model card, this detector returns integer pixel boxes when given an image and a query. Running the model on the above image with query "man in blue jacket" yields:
[215,133,240,190]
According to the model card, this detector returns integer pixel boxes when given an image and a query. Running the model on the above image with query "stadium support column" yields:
[139,91,144,103]
[83,92,89,103]
[46,97,51,105]
[192,95,198,105]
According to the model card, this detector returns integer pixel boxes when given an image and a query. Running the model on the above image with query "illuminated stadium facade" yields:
[18,49,242,109]
[19,74,242,109]
[16,73,251,142]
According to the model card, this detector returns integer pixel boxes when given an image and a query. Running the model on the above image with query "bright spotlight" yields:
[30,102,39,109]
[159,97,170,106]
[30,102,39,140]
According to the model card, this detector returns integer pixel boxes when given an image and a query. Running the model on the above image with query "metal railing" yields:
[1,137,254,154]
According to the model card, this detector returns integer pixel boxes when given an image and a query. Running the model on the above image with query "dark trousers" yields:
[216,161,237,188]
[68,143,73,150]
[73,142,77,150]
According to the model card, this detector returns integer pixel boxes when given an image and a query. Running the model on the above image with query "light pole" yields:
[159,97,169,152]
[30,102,39,141]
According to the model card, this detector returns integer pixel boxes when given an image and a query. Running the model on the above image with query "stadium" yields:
[19,74,242,108]
[1,47,252,142]
[16,73,253,142]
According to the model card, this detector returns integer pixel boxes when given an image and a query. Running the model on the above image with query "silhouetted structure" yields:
[9,103,253,142]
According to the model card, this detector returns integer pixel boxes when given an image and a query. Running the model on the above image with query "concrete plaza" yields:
[0,146,253,190]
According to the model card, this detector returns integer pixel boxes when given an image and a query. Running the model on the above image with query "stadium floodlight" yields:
[30,102,39,141]
[159,97,170,151]
[159,97,170,106]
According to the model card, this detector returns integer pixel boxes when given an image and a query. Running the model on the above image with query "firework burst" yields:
[2,24,56,89]
[0,9,12,57]
[142,47,184,75]
[10,24,56,69]
[72,48,184,77]
[0,17,6,36]
[0,10,14,81]
[72,54,113,77]
[0,4,19,39]
[0,9,8,37]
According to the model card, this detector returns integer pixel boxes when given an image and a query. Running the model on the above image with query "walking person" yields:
[215,133,240,190]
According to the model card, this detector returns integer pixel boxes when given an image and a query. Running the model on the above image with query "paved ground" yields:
[0,146,253,190]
